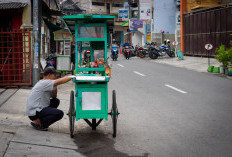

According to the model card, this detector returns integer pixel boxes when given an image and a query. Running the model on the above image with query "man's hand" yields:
[67,75,76,79]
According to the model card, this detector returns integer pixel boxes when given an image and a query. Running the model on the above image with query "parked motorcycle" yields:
[137,46,147,58]
[111,45,118,61]
[149,40,175,59]
[129,46,137,57]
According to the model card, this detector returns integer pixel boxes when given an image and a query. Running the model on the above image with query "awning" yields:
[42,0,63,17]
[120,21,129,27]
[0,2,27,9]
[43,18,63,32]
[62,14,115,34]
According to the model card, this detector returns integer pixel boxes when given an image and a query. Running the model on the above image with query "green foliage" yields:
[215,44,232,68]
[230,34,232,51]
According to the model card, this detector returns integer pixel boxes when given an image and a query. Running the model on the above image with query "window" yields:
[112,3,123,7]
[92,2,105,6]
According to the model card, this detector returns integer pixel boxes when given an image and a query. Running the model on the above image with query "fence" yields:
[183,6,232,57]
[0,30,32,86]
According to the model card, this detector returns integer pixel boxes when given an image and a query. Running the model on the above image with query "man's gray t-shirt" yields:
[26,79,56,116]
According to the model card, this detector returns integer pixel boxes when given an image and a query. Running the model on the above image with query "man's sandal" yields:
[30,122,48,131]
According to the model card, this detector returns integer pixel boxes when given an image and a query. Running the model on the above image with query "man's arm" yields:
[54,76,75,86]
[52,88,57,98]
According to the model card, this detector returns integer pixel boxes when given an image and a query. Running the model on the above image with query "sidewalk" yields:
[148,56,221,73]
[0,83,85,157]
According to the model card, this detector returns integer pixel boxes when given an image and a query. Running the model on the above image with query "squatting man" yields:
[26,67,75,131]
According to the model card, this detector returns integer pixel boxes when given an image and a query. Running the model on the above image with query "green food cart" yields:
[62,14,119,138]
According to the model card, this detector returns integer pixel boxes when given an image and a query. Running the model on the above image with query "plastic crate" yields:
[228,66,232,76]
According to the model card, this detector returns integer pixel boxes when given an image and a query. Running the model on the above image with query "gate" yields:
[183,6,232,57]
[0,30,32,86]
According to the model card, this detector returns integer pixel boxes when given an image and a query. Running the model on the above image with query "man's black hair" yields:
[43,67,57,76]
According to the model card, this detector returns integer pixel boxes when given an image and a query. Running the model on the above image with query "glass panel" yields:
[78,27,104,38]
[82,92,101,110]
[56,56,71,70]
[64,41,71,55]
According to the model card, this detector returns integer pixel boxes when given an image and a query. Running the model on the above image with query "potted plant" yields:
[215,44,232,74]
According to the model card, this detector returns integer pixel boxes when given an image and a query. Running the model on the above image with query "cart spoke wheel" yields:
[112,90,118,138]
[69,90,75,138]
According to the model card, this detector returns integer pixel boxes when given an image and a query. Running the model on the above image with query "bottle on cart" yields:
[86,58,91,74]
[93,57,99,74]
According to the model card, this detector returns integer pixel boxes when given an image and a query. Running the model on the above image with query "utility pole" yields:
[32,0,41,86]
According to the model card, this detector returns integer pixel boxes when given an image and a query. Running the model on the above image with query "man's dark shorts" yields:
[29,98,64,128]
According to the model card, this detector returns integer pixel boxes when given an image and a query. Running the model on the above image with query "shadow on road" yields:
[73,129,149,157]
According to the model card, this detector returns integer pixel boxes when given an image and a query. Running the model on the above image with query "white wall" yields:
[153,0,176,34]
[132,31,143,47]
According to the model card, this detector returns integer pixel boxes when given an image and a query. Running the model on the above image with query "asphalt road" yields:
[102,54,232,157]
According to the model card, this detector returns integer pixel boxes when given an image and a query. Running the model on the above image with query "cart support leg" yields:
[92,119,96,130]
[96,119,103,127]
[84,119,92,128]
[83,119,103,130]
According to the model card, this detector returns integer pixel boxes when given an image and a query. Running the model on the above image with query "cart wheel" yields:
[111,90,118,138]
[69,90,75,138]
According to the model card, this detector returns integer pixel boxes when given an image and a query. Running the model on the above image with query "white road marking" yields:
[165,84,187,94]
[117,64,124,67]
[134,71,146,77]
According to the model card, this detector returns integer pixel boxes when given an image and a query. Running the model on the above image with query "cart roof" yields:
[62,14,115,34]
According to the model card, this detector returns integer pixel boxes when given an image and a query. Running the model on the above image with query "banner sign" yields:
[118,9,129,19]
[139,0,152,21]
[176,11,180,27]
[129,19,143,29]
[146,34,151,42]
[54,31,72,41]
[146,24,151,33]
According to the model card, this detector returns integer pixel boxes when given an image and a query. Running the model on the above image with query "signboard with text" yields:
[205,43,213,51]
[139,0,152,21]
[146,24,151,33]
[54,31,72,41]
[118,9,129,19]
[146,34,151,42]
[176,11,180,27]
[129,19,143,30]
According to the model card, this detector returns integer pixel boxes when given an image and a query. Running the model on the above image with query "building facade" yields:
[181,0,232,56]
[152,0,176,45]
[0,0,62,86]
[153,0,176,34]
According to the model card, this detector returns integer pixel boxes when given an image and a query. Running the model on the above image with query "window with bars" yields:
[112,3,124,7]
[92,2,105,6]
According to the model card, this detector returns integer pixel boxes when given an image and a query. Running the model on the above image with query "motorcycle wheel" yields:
[149,51,158,59]
[168,51,175,57]
[138,51,145,58]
